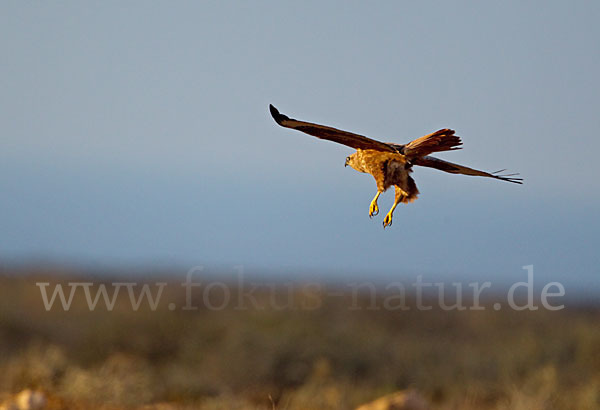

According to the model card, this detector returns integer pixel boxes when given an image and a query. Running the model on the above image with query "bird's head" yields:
[344,153,362,172]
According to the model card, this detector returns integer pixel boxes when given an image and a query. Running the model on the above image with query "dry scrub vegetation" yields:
[0,268,599,409]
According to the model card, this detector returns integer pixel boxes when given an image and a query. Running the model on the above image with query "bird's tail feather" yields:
[399,176,419,203]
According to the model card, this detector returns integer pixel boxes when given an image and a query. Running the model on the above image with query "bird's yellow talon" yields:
[369,192,381,218]
[383,214,393,228]
[369,202,379,218]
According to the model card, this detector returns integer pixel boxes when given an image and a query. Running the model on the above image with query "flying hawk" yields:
[269,104,522,228]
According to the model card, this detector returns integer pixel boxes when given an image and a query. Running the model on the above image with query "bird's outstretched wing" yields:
[269,104,397,153]
[413,155,523,184]
[400,129,462,159]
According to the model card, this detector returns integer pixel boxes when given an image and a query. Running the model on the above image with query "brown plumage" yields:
[269,104,522,228]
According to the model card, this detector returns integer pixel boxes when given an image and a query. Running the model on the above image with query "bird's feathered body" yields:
[269,104,521,228]
[347,150,419,204]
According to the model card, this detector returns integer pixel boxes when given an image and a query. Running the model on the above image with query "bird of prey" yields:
[269,104,522,228]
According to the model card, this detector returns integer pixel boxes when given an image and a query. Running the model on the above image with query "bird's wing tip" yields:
[498,175,524,184]
[269,104,291,126]
[269,104,285,124]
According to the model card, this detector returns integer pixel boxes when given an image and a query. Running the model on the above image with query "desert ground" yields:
[1,267,599,409]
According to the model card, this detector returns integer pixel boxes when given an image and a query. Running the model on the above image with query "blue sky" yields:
[1,2,599,290]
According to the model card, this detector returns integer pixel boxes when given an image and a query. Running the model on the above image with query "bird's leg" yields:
[382,204,398,228]
[369,191,381,218]
[383,189,405,228]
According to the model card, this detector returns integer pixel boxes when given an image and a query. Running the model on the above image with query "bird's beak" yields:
[344,163,348,167]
